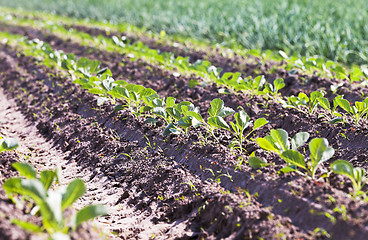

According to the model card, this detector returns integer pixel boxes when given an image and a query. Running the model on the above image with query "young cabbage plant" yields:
[263,78,285,99]
[316,96,343,123]
[331,160,366,197]
[182,98,234,141]
[163,100,201,136]
[111,82,157,116]
[282,91,323,115]
[74,68,116,106]
[3,162,107,240]
[335,96,368,125]
[205,98,234,140]
[256,129,310,155]
[243,75,267,97]
[229,109,268,153]
[280,138,334,179]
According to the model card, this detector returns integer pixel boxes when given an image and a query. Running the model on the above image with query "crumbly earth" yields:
[0,19,368,240]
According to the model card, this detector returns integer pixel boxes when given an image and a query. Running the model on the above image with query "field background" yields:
[0,0,367,66]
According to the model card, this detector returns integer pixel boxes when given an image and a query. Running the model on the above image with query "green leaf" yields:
[166,107,181,121]
[12,162,37,179]
[248,157,269,169]
[309,138,334,165]
[331,160,354,179]
[113,80,127,86]
[113,104,125,112]
[219,107,235,118]
[256,137,279,153]
[3,178,22,196]
[270,129,289,152]
[144,118,158,124]
[235,110,250,130]
[309,138,334,178]
[252,75,266,90]
[186,111,204,123]
[166,97,176,108]
[108,86,129,99]
[336,98,351,113]
[317,97,330,111]
[280,150,306,169]
[208,99,224,117]
[152,107,166,119]
[88,88,105,95]
[355,101,365,113]
[274,78,285,92]
[207,116,230,130]
[75,205,108,227]
[20,179,48,204]
[11,219,44,232]
[40,170,56,191]
[310,91,323,102]
[62,179,86,210]
[253,118,268,131]
[280,166,297,173]
[291,132,310,150]
[163,123,180,136]
[178,116,192,128]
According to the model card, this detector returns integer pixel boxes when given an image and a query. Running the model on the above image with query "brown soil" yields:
[1,21,368,240]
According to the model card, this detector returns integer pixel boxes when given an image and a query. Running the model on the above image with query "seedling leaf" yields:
[256,137,279,152]
[248,157,269,169]
[280,150,306,170]
[11,219,44,233]
[40,170,56,191]
[75,205,108,227]
[270,129,289,152]
[12,162,37,179]
[253,118,268,130]
[207,116,230,130]
[291,132,310,150]
[61,179,85,210]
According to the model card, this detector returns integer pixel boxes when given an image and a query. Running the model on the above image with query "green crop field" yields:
[2,2,368,240]
[0,0,367,65]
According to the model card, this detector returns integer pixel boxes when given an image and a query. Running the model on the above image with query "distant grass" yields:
[0,0,367,66]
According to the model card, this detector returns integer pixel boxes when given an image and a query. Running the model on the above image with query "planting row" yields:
[0,44,315,239]
[11,34,368,200]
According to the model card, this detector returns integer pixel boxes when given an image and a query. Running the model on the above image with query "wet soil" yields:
[1,21,368,240]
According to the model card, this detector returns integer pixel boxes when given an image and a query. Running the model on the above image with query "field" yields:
[0,3,368,240]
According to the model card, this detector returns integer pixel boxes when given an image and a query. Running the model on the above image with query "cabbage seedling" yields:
[283,91,323,115]
[229,109,268,152]
[335,96,368,125]
[331,160,365,197]
[256,129,310,155]
[3,162,107,239]
[280,138,334,179]
[205,98,235,140]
